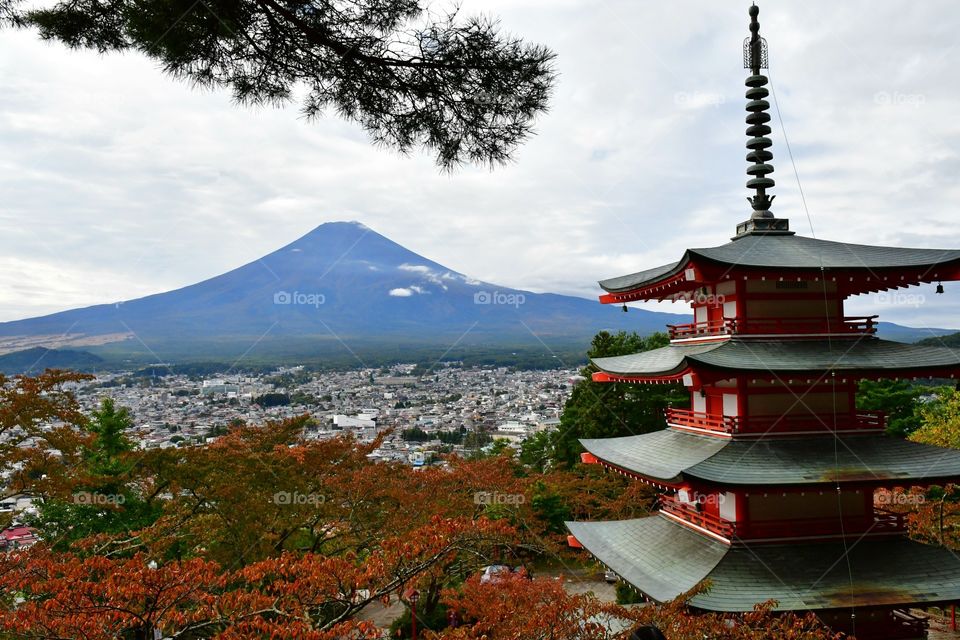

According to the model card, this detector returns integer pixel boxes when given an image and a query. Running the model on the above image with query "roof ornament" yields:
[735,5,793,239]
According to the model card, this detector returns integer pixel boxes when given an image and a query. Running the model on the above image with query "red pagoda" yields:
[566,7,960,640]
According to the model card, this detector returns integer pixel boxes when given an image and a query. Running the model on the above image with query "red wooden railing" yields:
[667,315,878,340]
[667,319,732,340]
[665,408,886,435]
[664,408,738,434]
[660,495,735,538]
[661,494,906,541]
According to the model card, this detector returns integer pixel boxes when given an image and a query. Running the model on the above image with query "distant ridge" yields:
[0,347,104,375]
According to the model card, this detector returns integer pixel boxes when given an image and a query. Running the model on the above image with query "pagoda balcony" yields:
[661,495,907,542]
[665,407,886,435]
[659,494,736,539]
[667,315,878,341]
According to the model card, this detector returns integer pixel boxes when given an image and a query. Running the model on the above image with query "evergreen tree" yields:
[9,0,556,169]
[31,398,161,548]
[551,331,687,467]
[856,379,929,437]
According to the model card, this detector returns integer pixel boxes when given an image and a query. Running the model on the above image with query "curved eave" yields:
[692,538,960,612]
[581,431,960,487]
[591,342,722,380]
[597,235,960,302]
[567,517,960,613]
[565,516,727,604]
[686,436,960,486]
[592,339,960,381]
[598,258,687,295]
[580,431,727,485]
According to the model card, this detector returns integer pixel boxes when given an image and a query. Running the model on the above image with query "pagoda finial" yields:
[735,4,792,239]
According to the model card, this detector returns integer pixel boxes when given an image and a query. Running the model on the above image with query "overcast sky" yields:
[2,0,960,328]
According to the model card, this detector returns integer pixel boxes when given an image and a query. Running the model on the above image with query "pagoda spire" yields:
[735,4,792,238]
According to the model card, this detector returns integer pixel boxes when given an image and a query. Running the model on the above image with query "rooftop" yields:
[599,234,960,297]
[591,338,960,380]
[581,430,960,486]
[567,515,960,611]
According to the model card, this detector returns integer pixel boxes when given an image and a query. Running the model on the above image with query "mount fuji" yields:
[0,222,689,364]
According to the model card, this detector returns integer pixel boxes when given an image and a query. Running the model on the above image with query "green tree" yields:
[529,480,570,534]
[519,430,552,473]
[551,331,687,467]
[86,398,135,479]
[10,0,555,169]
[31,398,162,548]
[856,379,928,437]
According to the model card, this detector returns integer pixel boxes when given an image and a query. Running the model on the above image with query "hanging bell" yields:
[936,282,945,294]
[621,304,629,313]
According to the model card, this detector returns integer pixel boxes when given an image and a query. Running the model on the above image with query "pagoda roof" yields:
[599,234,960,294]
[580,430,960,486]
[567,515,960,611]
[592,338,960,380]
[565,516,726,603]
[581,430,728,484]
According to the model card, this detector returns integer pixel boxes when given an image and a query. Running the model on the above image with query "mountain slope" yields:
[0,222,689,360]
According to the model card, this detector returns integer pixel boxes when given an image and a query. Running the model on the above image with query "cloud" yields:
[389,285,429,297]
[2,1,960,329]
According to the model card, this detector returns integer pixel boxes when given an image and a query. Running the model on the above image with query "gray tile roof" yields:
[565,515,727,602]
[581,430,727,483]
[687,435,960,485]
[581,431,960,485]
[591,342,720,377]
[693,538,960,612]
[567,517,960,612]
[599,234,960,293]
[597,261,682,294]
[591,338,960,377]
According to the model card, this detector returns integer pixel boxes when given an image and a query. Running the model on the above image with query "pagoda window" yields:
[719,491,738,522]
[722,297,737,319]
[694,304,708,325]
[691,392,706,414]
[722,393,739,417]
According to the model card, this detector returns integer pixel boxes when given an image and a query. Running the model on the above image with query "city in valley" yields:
[66,365,574,460]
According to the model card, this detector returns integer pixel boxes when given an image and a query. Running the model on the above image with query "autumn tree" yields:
[0,521,514,640]
[6,0,556,169]
[0,369,92,528]
[435,574,842,640]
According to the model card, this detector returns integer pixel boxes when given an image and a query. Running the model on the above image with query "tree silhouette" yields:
[6,0,556,169]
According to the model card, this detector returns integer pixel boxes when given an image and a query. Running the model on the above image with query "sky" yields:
[2,0,960,327]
